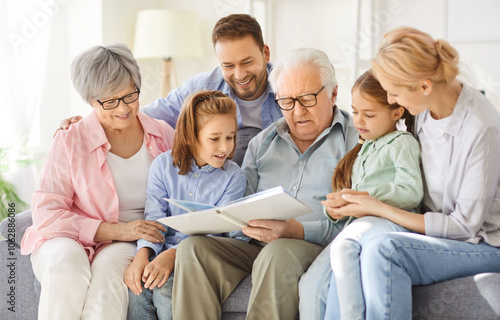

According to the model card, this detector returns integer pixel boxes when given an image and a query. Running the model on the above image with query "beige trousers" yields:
[31,237,136,320]
[172,236,323,320]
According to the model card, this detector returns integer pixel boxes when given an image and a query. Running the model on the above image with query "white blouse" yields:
[106,139,153,223]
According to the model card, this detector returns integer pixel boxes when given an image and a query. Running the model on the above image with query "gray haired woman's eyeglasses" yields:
[97,89,140,110]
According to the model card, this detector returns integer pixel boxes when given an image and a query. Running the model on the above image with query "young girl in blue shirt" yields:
[124,90,247,320]
[322,70,424,320]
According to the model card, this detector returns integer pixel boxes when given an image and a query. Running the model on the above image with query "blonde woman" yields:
[328,27,500,319]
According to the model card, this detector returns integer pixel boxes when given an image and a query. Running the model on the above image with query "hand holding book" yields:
[159,187,312,236]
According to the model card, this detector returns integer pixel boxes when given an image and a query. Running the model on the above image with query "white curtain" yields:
[0,0,54,149]
[0,0,78,204]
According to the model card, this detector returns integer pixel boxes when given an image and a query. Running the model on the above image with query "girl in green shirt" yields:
[322,70,423,320]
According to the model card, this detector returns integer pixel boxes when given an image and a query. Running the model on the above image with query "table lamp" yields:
[133,9,203,97]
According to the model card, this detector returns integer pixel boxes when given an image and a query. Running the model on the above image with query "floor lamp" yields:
[133,9,203,97]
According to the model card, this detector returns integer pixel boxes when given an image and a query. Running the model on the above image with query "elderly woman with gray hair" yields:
[20,43,174,319]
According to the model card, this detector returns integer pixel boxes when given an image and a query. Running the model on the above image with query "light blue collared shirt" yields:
[241,107,359,247]
[141,64,282,130]
[137,151,247,256]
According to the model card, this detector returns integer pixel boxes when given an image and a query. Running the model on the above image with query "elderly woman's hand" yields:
[94,220,166,243]
[125,248,151,295]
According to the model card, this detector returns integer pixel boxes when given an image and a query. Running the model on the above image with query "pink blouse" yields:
[21,111,174,261]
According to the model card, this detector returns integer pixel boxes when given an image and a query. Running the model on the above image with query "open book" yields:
[158,186,312,236]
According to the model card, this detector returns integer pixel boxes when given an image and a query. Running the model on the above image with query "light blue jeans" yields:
[127,271,174,320]
[325,216,409,320]
[298,221,346,319]
[357,231,500,320]
[298,243,332,320]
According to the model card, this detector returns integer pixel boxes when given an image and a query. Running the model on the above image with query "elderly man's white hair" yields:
[269,48,337,99]
[70,43,141,104]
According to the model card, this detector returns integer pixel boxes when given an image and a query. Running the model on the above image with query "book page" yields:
[164,199,215,212]
[159,187,312,235]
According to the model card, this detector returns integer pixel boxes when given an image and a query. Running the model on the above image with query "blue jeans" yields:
[298,221,345,319]
[325,216,409,320]
[359,232,500,320]
[127,271,174,320]
[298,244,331,320]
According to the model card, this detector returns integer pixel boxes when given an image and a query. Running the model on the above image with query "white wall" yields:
[4,0,500,205]
[1,0,103,206]
[269,0,360,111]
[103,0,500,110]
[269,0,500,110]
[377,0,500,108]
[100,0,256,106]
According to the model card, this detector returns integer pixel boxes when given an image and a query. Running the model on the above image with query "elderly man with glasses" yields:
[172,48,359,320]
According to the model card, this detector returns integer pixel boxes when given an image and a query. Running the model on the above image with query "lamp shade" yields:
[133,9,203,59]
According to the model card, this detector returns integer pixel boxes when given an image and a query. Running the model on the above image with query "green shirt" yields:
[328,130,423,223]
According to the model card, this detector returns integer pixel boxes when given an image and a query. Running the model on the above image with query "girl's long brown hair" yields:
[331,70,414,191]
[172,90,237,175]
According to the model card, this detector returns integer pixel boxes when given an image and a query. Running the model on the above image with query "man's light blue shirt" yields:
[241,107,359,247]
[137,151,247,256]
[141,64,282,130]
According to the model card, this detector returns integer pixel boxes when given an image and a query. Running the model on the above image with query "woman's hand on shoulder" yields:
[53,115,82,137]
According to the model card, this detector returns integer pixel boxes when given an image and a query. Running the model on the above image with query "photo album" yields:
[159,186,312,235]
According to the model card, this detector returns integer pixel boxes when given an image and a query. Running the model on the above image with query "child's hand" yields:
[124,248,151,295]
[143,248,176,290]
[322,191,349,209]
[322,190,370,219]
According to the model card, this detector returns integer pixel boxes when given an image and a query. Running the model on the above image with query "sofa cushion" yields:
[222,273,500,319]
[0,209,32,247]
[233,126,261,166]
[412,273,500,319]
[222,275,252,313]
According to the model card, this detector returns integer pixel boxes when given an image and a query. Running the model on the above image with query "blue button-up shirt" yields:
[241,107,359,247]
[137,151,247,256]
[141,64,282,130]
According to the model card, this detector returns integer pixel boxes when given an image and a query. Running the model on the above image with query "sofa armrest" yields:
[0,209,33,248]
[0,239,39,319]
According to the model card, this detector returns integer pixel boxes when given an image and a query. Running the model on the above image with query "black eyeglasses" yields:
[97,88,140,110]
[275,85,325,111]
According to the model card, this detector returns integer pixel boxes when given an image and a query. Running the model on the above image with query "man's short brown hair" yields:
[212,14,264,50]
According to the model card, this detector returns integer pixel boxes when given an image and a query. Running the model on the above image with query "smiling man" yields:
[172,48,359,320]
[141,14,282,165]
